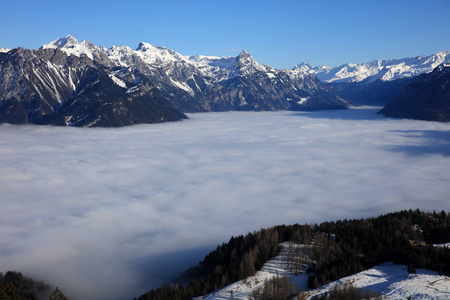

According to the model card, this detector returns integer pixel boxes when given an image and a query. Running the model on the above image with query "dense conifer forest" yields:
[0,271,51,300]
[136,209,450,300]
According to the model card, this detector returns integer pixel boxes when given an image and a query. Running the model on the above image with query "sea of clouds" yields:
[1,107,450,299]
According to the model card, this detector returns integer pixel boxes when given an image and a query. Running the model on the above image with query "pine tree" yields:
[49,287,69,300]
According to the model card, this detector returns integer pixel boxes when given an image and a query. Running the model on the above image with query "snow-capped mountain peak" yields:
[136,42,179,58]
[136,41,155,52]
[41,35,98,60]
[232,50,268,77]
[42,35,79,49]
[0,48,10,53]
[237,50,251,59]
[293,62,313,70]
[134,41,188,66]
[236,50,258,65]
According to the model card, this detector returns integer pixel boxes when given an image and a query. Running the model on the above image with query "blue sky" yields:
[1,0,450,69]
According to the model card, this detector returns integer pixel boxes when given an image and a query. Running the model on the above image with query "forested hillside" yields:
[308,209,450,288]
[0,271,51,300]
[136,209,450,300]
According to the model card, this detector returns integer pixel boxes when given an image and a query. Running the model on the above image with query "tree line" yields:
[0,271,70,300]
[307,209,450,288]
[0,271,50,300]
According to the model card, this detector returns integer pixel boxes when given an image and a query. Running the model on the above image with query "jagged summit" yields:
[42,35,79,49]
[293,62,313,69]
[41,35,99,59]
[237,50,251,59]
[136,41,155,52]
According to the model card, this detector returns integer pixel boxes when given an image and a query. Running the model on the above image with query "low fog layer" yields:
[1,108,450,299]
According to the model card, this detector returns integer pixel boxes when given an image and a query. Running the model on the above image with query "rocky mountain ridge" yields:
[43,35,350,112]
[0,35,351,126]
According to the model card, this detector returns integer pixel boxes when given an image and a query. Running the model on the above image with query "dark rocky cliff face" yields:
[0,48,187,127]
[378,64,450,122]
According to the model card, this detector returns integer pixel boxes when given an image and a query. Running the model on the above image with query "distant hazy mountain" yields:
[295,51,450,105]
[378,63,450,122]
[0,36,351,127]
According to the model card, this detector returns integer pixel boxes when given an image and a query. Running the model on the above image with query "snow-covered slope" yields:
[198,242,310,300]
[304,262,450,300]
[295,51,450,84]
[199,244,450,300]
[0,48,10,53]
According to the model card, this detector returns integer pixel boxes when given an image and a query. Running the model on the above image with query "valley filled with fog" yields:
[1,107,450,300]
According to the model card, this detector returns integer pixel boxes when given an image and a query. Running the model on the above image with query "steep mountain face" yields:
[295,51,450,105]
[0,36,351,127]
[0,44,187,127]
[378,63,450,122]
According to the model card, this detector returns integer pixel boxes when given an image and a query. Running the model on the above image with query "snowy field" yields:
[304,262,450,299]
[201,244,450,300]
[1,107,450,299]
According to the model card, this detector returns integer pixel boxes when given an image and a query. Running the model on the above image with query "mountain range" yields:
[0,36,349,127]
[296,51,450,106]
[1,36,449,126]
